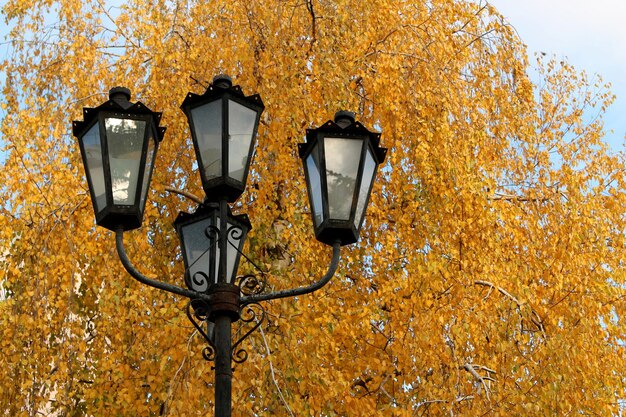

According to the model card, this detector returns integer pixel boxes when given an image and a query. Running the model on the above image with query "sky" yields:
[489,0,626,151]
[0,2,625,156]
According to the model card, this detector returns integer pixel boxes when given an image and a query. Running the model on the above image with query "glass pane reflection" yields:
[82,123,106,212]
[181,217,244,290]
[106,117,146,205]
[324,138,363,220]
[228,100,257,182]
[182,218,212,292]
[306,148,323,226]
[354,147,376,229]
[191,100,222,179]
[224,221,243,284]
[139,132,156,211]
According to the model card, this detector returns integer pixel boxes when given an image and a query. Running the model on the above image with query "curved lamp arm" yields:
[115,228,209,301]
[240,241,341,305]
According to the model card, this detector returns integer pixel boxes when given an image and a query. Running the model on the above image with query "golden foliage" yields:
[1,0,625,415]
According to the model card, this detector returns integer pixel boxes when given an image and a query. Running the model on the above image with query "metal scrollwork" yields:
[186,299,217,362]
[231,303,265,364]
[185,270,210,293]
[237,274,266,296]
[226,224,243,241]
[204,224,220,241]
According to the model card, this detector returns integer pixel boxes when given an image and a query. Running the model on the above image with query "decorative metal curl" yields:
[204,224,220,241]
[237,274,266,296]
[185,299,216,362]
[227,224,244,241]
[231,302,265,364]
[185,270,210,293]
[202,346,215,362]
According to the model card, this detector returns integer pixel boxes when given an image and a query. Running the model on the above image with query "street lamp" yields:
[181,74,264,203]
[72,87,166,231]
[73,76,387,417]
[300,110,387,246]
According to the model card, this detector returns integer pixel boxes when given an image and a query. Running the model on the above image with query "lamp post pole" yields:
[215,198,233,417]
[214,314,232,416]
[72,75,387,417]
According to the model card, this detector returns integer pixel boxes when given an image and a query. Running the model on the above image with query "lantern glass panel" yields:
[82,123,106,212]
[191,100,222,179]
[354,146,376,229]
[139,132,156,210]
[180,215,246,289]
[228,100,257,182]
[106,117,146,205]
[224,219,245,284]
[324,137,363,220]
[181,217,213,292]
[305,147,323,226]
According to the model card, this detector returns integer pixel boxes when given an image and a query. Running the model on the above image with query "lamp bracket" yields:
[240,241,341,305]
[185,297,265,365]
[186,299,218,361]
[231,302,265,364]
[115,229,209,301]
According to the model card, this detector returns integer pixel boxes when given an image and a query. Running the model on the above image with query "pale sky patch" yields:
[489,0,626,150]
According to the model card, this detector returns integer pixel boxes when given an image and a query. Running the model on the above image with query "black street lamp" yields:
[73,76,387,417]
[72,87,166,231]
[181,74,264,203]
[300,110,387,246]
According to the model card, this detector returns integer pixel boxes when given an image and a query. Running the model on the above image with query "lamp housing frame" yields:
[181,76,264,203]
[299,112,387,246]
[72,87,166,231]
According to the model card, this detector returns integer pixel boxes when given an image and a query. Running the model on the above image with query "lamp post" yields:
[72,75,387,417]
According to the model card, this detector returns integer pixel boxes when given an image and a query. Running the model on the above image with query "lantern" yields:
[299,111,387,246]
[174,203,251,293]
[72,87,166,231]
[181,75,264,203]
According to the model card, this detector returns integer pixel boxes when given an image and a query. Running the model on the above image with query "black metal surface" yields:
[73,88,166,231]
[115,228,206,301]
[214,315,232,417]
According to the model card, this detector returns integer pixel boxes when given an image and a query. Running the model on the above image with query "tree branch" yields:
[474,280,545,334]
[259,325,294,417]
[461,363,496,401]
[164,186,203,205]
[306,0,317,53]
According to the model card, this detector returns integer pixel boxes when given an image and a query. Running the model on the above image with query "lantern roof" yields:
[72,87,166,141]
[180,75,264,111]
[300,112,387,163]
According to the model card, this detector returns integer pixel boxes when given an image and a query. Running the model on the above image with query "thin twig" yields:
[162,331,195,416]
[259,325,294,417]
[474,280,545,334]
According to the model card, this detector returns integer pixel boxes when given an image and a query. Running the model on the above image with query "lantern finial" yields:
[109,87,132,109]
[334,110,355,128]
[213,74,233,89]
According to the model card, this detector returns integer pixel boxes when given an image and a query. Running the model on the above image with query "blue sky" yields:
[0,2,624,156]
[489,0,626,152]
